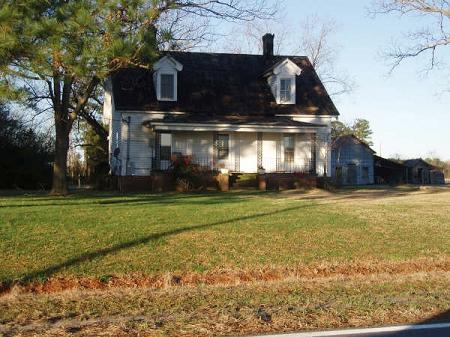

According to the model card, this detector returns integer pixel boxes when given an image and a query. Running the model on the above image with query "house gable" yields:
[152,55,183,102]
[265,58,302,105]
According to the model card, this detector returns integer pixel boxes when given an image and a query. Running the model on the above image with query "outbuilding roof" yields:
[332,135,376,153]
[402,158,435,168]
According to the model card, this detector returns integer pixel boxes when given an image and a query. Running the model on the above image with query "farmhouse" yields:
[103,34,339,189]
[331,135,375,185]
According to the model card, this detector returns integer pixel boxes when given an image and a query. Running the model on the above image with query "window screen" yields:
[280,78,292,102]
[283,135,295,163]
[160,74,174,99]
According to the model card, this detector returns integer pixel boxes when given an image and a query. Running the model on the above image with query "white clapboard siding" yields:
[110,110,333,176]
[118,113,155,176]
[295,133,312,172]
[239,132,258,173]
[262,133,279,173]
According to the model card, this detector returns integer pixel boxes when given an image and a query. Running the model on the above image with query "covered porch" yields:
[145,115,326,175]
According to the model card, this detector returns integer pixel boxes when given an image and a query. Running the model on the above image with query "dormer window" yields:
[160,73,175,100]
[263,57,301,105]
[153,55,183,102]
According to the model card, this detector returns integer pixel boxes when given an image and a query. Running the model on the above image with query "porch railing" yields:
[151,155,315,174]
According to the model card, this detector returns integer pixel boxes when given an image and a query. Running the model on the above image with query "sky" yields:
[208,0,450,160]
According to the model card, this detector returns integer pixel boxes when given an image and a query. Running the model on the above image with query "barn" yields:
[403,158,445,185]
[331,135,375,186]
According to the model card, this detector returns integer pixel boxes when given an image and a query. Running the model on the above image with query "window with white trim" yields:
[280,78,292,103]
[153,55,183,102]
[160,73,175,100]
[216,134,229,160]
[283,134,295,163]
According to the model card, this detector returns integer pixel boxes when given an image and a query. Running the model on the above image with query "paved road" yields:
[248,323,450,337]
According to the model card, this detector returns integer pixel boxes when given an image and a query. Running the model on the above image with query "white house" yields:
[103,34,340,185]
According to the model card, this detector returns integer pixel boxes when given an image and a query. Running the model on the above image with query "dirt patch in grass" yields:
[1,257,448,296]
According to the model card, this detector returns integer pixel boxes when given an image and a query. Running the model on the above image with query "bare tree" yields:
[371,0,450,71]
[294,15,354,97]
[1,0,277,195]
[219,14,354,97]
[219,14,292,54]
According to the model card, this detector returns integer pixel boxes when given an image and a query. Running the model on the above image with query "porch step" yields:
[230,173,258,189]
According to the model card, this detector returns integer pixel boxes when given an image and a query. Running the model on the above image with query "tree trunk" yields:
[50,117,70,195]
[49,75,98,195]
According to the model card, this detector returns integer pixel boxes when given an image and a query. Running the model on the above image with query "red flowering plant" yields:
[170,154,216,191]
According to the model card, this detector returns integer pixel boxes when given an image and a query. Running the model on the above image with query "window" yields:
[216,134,229,160]
[283,135,295,163]
[280,78,292,103]
[160,133,172,161]
[153,56,182,101]
[362,166,369,180]
[160,73,175,100]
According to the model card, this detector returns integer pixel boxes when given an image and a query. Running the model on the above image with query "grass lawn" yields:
[0,186,449,336]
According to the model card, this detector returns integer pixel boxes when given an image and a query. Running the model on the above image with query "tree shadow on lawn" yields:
[14,202,311,284]
[0,190,274,208]
[2,186,445,209]
[284,185,448,204]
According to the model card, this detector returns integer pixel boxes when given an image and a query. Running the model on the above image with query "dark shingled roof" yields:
[402,158,434,168]
[145,114,325,127]
[374,155,406,169]
[112,51,339,116]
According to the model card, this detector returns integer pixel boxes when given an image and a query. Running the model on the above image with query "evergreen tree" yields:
[0,0,274,195]
[331,118,373,146]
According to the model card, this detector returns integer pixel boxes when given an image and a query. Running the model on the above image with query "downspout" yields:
[122,116,131,175]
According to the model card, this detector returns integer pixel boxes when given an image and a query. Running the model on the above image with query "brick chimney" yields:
[262,33,274,58]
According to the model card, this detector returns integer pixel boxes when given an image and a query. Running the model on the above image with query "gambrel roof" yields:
[111,51,340,117]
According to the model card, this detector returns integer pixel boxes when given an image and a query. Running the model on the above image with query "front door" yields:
[346,164,357,185]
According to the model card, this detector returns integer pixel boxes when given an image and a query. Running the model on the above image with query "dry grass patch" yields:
[1,187,449,336]
[1,257,449,296]
[1,271,449,337]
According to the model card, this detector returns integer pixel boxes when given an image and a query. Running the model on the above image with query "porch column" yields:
[234,133,240,172]
[154,131,161,171]
[311,133,317,175]
[257,132,263,169]
[212,131,218,169]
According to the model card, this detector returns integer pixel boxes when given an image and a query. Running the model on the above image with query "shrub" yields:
[170,154,217,191]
